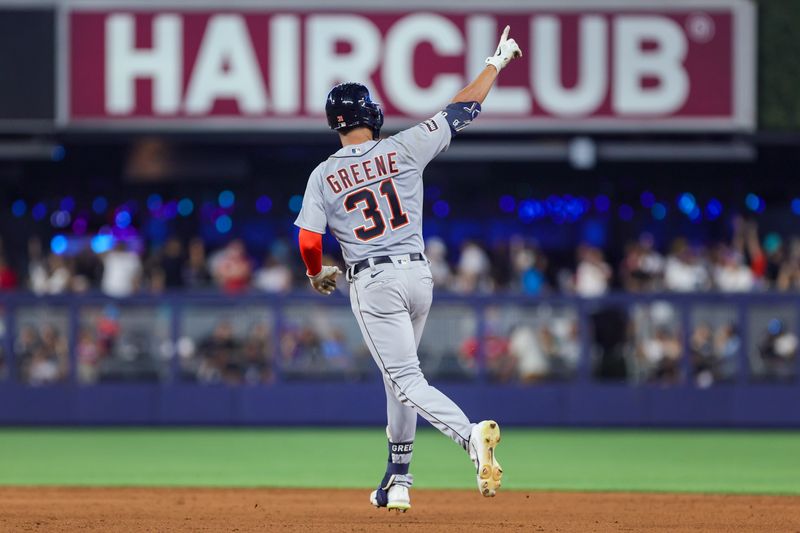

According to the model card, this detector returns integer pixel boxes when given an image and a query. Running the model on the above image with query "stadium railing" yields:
[0,291,798,426]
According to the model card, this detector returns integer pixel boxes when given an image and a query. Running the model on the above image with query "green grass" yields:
[0,428,798,495]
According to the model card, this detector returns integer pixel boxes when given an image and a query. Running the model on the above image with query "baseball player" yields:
[295,26,522,511]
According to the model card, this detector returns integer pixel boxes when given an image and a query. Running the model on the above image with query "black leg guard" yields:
[373,441,413,507]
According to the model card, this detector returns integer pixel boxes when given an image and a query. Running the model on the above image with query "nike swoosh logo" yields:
[370,270,383,278]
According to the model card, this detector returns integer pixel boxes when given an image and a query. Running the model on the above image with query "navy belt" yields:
[348,253,425,277]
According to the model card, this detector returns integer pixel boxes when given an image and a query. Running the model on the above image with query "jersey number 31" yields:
[343,178,409,241]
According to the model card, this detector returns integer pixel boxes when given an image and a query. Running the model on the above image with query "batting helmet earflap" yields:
[325,83,384,140]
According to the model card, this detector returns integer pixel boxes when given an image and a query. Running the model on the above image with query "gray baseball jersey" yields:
[295,102,483,469]
[294,112,452,265]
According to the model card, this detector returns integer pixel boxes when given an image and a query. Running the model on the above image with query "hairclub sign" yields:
[64,0,756,132]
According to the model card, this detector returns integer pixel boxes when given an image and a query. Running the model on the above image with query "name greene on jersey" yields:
[325,151,399,194]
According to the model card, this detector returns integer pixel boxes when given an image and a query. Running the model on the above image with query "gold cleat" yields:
[469,420,504,497]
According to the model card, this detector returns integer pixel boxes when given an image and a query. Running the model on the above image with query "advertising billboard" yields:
[64,0,756,131]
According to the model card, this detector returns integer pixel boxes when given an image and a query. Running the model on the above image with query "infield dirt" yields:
[2,487,799,532]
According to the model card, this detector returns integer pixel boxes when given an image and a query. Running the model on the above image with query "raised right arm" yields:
[450,25,522,105]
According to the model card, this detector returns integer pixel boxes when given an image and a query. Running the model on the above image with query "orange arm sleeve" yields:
[298,228,323,276]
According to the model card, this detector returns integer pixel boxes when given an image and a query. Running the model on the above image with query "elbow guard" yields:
[442,102,481,135]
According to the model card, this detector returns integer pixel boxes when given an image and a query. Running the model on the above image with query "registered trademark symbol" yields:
[686,12,715,43]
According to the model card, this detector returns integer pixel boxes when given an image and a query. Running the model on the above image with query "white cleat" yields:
[370,484,411,512]
[469,420,503,497]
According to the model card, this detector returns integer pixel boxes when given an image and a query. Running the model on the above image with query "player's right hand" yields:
[485,25,522,73]
[308,265,342,296]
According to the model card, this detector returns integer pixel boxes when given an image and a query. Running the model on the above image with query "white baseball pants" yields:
[348,254,474,454]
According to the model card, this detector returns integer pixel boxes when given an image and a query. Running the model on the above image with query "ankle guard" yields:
[389,440,414,463]
[373,441,414,506]
[374,465,414,506]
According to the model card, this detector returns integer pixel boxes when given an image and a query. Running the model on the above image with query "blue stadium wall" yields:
[2,292,799,426]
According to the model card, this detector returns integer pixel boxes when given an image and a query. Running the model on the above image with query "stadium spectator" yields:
[637,326,682,385]
[760,232,785,288]
[95,306,121,362]
[463,331,512,383]
[49,255,71,294]
[776,238,800,291]
[241,322,274,384]
[711,245,755,292]
[196,321,241,384]
[574,244,611,297]
[71,245,104,293]
[755,319,798,381]
[0,253,18,290]
[15,326,38,377]
[253,253,292,293]
[425,237,453,290]
[510,237,547,295]
[210,239,252,293]
[732,216,766,283]
[101,242,142,297]
[507,325,548,382]
[715,324,741,366]
[488,240,512,290]
[30,253,71,295]
[621,233,665,292]
[691,322,740,388]
[154,237,185,290]
[279,319,355,379]
[26,237,47,293]
[663,238,711,292]
[76,326,102,384]
[461,308,511,381]
[183,237,212,288]
[454,241,492,294]
[145,263,165,294]
[543,318,581,379]
[17,324,69,386]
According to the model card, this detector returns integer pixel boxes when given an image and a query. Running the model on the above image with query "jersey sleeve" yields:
[293,170,328,234]
[390,111,453,170]
[390,101,481,170]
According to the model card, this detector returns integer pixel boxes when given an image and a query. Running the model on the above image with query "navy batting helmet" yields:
[325,83,384,140]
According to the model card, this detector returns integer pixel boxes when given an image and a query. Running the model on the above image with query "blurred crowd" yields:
[456,308,581,384]
[6,300,795,387]
[1,215,798,387]
[176,320,275,385]
[0,236,294,297]
[2,217,800,298]
[16,324,69,385]
[618,218,798,294]
[428,218,800,296]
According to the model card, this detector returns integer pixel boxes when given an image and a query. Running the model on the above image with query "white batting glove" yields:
[307,265,342,296]
[485,25,522,73]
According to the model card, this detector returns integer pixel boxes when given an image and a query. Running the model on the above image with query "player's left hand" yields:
[308,265,342,295]
[485,25,522,73]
